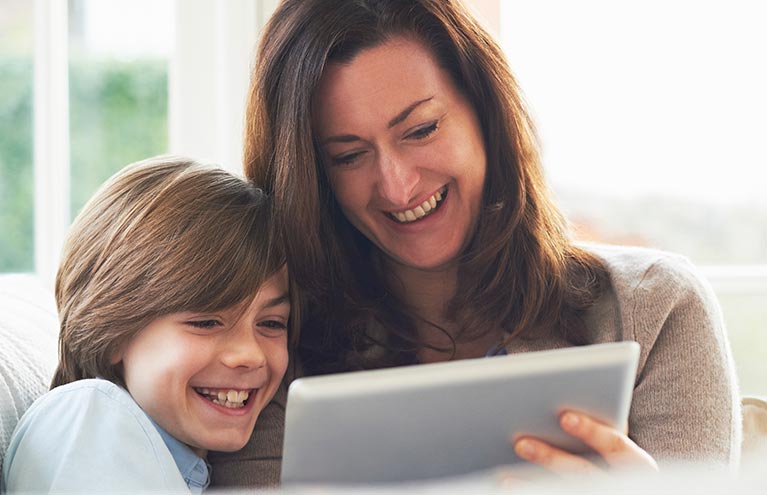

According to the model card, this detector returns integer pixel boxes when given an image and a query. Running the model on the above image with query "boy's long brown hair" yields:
[52,156,289,388]
[245,0,606,372]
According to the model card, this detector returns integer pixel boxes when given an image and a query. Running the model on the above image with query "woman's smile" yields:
[386,185,448,224]
[314,37,487,272]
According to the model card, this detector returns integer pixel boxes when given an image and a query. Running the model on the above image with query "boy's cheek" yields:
[274,343,290,380]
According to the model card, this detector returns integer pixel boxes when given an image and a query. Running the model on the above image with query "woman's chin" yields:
[384,249,461,273]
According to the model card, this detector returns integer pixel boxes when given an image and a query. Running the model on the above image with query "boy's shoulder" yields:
[4,379,185,492]
[11,378,154,447]
[28,378,142,421]
[43,377,132,402]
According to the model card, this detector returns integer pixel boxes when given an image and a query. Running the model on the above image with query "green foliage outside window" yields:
[0,57,167,272]
[69,58,168,217]
[0,58,34,272]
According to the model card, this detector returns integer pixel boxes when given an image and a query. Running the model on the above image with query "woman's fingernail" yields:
[516,439,536,458]
[562,412,580,430]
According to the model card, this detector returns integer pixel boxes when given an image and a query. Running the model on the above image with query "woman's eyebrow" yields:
[321,96,434,145]
[387,96,433,128]
[322,134,360,145]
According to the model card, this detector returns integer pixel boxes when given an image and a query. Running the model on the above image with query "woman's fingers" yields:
[513,436,604,476]
[558,411,659,471]
[511,411,659,476]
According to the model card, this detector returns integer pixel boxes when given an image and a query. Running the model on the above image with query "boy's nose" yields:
[220,326,267,370]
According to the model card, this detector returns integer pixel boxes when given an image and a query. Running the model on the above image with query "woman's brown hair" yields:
[245,0,606,372]
[52,156,289,388]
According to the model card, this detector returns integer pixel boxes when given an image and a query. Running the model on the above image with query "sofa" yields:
[1,273,766,491]
[0,274,59,485]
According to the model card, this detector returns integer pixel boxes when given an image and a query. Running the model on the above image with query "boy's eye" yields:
[186,319,222,329]
[257,319,288,336]
[407,121,438,140]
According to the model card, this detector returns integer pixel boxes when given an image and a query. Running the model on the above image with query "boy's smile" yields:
[193,387,253,408]
[112,268,290,457]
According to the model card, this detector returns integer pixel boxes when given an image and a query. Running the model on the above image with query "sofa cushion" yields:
[0,275,59,477]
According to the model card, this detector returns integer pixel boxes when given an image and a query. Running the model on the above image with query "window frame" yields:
[28,0,767,297]
[491,0,767,297]
[31,0,278,285]
[34,0,70,287]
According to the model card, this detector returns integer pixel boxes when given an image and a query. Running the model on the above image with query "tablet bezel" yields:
[281,341,640,485]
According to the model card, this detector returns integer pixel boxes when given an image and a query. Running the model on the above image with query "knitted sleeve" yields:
[625,253,741,468]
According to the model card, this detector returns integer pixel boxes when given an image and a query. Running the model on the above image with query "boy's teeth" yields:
[195,387,251,408]
[392,186,447,223]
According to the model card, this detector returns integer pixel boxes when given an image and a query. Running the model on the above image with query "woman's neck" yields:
[383,258,505,363]
[385,259,457,325]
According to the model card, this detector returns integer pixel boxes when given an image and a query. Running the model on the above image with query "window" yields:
[3,0,761,394]
[0,0,34,273]
[68,0,171,216]
[500,0,767,394]
[1,0,276,283]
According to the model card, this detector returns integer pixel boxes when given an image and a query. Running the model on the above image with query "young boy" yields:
[2,156,293,493]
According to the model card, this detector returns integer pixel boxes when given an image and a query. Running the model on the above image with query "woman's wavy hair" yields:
[245,0,606,372]
[52,156,290,388]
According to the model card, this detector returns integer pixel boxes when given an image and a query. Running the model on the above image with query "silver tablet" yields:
[281,341,640,485]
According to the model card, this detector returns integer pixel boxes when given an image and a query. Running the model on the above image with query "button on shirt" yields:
[2,378,209,494]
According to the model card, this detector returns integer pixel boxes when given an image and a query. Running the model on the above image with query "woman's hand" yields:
[512,411,658,476]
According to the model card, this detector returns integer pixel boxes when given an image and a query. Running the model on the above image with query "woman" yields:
[208,0,740,487]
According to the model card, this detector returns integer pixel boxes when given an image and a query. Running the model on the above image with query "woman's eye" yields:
[331,150,366,167]
[407,121,438,140]
[187,320,222,329]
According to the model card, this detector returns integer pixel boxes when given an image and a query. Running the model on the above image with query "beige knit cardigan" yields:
[208,244,742,487]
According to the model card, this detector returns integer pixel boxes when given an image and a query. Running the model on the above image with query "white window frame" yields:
[31,0,278,286]
[28,0,767,298]
[490,0,767,299]
[703,266,767,295]
[169,0,279,172]
[34,0,70,288]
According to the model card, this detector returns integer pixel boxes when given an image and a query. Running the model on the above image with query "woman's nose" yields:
[376,150,420,207]
[219,325,267,370]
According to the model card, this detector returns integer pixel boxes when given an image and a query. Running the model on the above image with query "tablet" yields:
[281,341,640,485]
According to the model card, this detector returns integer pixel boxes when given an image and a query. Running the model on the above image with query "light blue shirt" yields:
[150,418,211,494]
[2,378,210,494]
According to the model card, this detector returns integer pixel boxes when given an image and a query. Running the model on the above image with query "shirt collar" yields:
[149,418,211,494]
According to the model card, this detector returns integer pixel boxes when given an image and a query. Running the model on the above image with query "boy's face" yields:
[113,267,290,457]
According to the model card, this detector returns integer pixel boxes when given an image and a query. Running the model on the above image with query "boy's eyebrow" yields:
[321,96,434,145]
[261,293,290,309]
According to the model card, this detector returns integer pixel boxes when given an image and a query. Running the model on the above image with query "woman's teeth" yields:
[392,186,447,223]
[195,387,250,409]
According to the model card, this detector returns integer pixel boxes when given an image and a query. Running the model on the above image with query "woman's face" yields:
[313,37,487,272]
